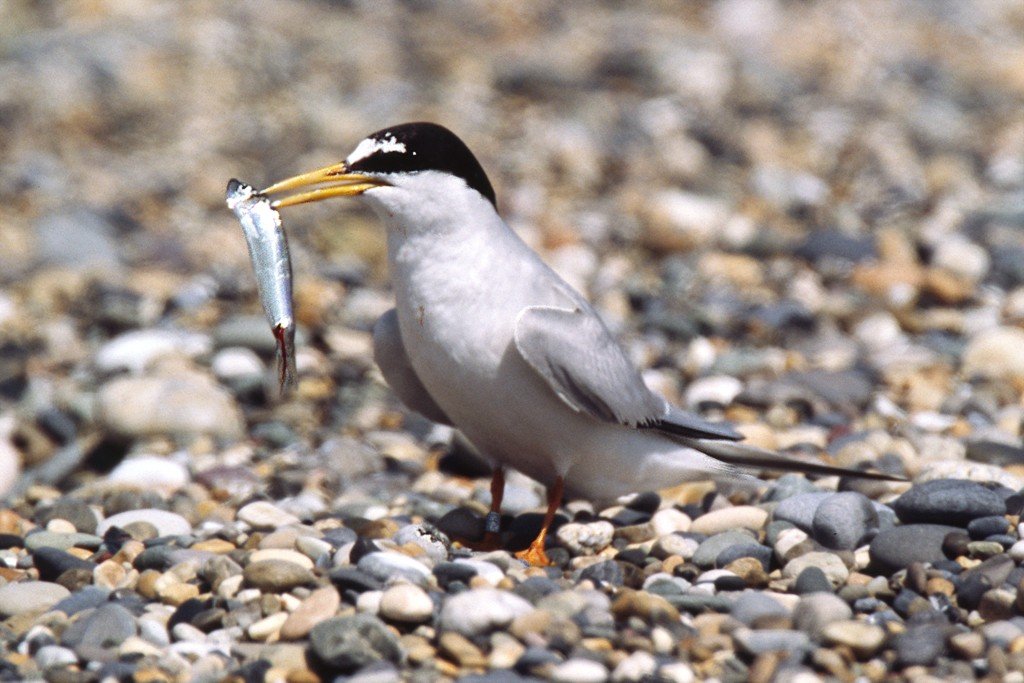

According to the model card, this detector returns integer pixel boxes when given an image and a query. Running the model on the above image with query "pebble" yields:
[243,560,316,592]
[692,531,758,569]
[61,603,137,651]
[249,548,315,570]
[280,586,340,640]
[730,591,790,625]
[97,509,192,538]
[782,552,849,588]
[556,520,615,555]
[438,588,533,637]
[107,455,190,492]
[962,326,1024,379]
[358,552,432,587]
[35,644,79,670]
[893,479,1006,526]
[96,373,244,439]
[821,620,887,658]
[0,581,70,616]
[550,658,609,683]
[792,593,852,635]
[379,583,434,624]
[811,492,879,550]
[95,329,211,374]
[236,501,302,529]
[869,524,963,573]
[733,628,812,656]
[690,506,767,536]
[309,615,403,673]
[894,623,948,667]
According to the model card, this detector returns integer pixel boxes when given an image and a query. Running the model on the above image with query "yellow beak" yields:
[261,162,389,209]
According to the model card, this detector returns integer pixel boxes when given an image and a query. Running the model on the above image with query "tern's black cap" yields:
[347,122,497,207]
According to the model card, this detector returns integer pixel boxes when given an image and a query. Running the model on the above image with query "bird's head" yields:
[262,122,497,229]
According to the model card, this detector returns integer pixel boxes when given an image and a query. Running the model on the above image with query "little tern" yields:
[260,122,899,565]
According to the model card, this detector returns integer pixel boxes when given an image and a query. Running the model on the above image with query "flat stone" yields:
[281,586,341,640]
[869,524,962,574]
[61,604,137,651]
[893,479,1005,527]
[782,552,849,588]
[249,549,314,570]
[821,620,887,658]
[243,560,316,592]
[792,593,853,635]
[690,506,768,536]
[692,530,758,569]
[733,628,812,656]
[0,581,70,616]
[237,501,302,530]
[549,658,608,683]
[729,591,790,625]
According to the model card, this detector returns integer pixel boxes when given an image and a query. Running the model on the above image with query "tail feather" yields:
[678,437,907,482]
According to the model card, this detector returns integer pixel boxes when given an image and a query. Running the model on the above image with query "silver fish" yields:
[226,179,296,392]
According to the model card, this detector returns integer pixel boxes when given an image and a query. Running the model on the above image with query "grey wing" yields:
[372,309,453,425]
[513,305,742,440]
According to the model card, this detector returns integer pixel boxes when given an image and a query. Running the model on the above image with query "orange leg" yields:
[515,476,564,567]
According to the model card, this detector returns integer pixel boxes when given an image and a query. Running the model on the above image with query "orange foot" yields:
[515,541,552,567]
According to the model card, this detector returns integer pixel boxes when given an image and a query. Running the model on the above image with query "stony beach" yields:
[1,1,1024,681]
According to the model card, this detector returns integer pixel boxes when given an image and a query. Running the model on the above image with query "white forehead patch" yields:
[345,134,407,165]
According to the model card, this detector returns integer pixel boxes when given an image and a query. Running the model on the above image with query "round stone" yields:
[792,593,853,635]
[811,492,879,550]
[821,620,887,658]
[782,552,849,588]
[438,588,533,637]
[692,531,758,569]
[555,521,614,555]
[236,501,302,529]
[379,583,434,624]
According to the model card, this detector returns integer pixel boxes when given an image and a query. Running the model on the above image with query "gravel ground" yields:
[1,1,1024,681]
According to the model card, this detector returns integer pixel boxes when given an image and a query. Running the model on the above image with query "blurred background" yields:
[0,0,1022,495]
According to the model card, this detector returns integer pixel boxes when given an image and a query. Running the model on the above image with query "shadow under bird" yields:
[252,122,900,565]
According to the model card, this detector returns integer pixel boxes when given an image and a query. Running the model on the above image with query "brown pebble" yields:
[725,557,768,587]
[925,576,955,597]
[280,586,340,640]
[611,588,680,625]
[243,560,315,592]
[948,631,985,660]
[439,631,487,668]
[191,538,237,554]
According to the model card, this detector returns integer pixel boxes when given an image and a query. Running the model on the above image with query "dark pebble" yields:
[329,567,384,595]
[0,534,23,549]
[664,594,731,613]
[308,615,403,673]
[954,574,990,610]
[942,531,972,559]
[56,568,94,592]
[714,575,748,592]
[514,647,562,675]
[133,546,177,571]
[965,440,1024,466]
[168,598,210,631]
[577,560,624,587]
[513,577,561,604]
[793,566,834,595]
[869,524,962,574]
[610,508,651,526]
[32,547,96,581]
[432,562,478,590]
[615,549,649,567]
[436,508,485,543]
[348,537,382,564]
[625,492,661,513]
[967,516,1010,539]
[37,499,98,535]
[321,527,358,548]
[962,554,1014,587]
[893,588,930,619]
[893,479,1006,526]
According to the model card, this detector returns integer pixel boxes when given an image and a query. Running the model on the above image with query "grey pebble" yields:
[893,479,1006,526]
[792,593,853,636]
[733,628,812,656]
[309,614,403,673]
[730,591,790,625]
[25,532,102,552]
[0,581,70,617]
[37,499,98,534]
[894,623,948,667]
[793,566,834,594]
[692,530,758,569]
[61,604,137,651]
[811,491,879,550]
[869,524,962,574]
[357,552,432,587]
[53,586,111,616]
[438,588,533,636]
